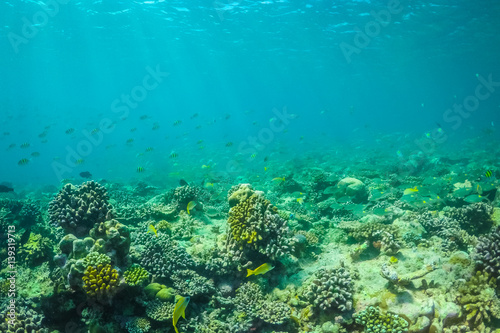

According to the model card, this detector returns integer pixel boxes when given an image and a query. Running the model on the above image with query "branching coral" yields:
[339,221,400,255]
[457,271,500,328]
[234,282,291,326]
[82,264,120,302]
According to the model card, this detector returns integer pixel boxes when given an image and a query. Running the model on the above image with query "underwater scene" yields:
[2,0,500,332]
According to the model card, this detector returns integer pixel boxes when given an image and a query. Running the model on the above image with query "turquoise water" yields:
[1,1,500,333]
[1,0,500,186]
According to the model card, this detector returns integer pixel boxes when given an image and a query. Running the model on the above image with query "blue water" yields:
[1,0,500,186]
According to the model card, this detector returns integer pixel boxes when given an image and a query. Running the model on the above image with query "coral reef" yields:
[446,203,493,234]
[82,264,120,302]
[145,299,175,322]
[353,306,409,333]
[0,303,48,333]
[84,251,111,267]
[474,226,500,278]
[303,265,353,312]
[124,265,150,286]
[171,269,215,297]
[19,232,54,266]
[137,232,195,278]
[48,181,114,235]
[226,184,295,260]
[457,271,500,328]
[339,221,401,255]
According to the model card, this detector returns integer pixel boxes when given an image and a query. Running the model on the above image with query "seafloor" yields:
[1,149,500,333]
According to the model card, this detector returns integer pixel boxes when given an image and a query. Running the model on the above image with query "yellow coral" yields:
[82,264,119,300]
[124,266,149,286]
[228,194,267,245]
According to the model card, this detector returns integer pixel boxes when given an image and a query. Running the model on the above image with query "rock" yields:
[321,321,339,333]
[409,316,430,333]
[59,234,77,254]
[448,251,470,267]
[156,287,175,302]
[336,177,368,203]
[72,237,94,259]
[145,283,165,298]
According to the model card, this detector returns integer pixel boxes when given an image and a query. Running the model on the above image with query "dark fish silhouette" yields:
[79,171,92,179]
[179,179,188,186]
[0,184,14,192]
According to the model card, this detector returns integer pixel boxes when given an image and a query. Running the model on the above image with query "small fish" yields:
[485,170,493,178]
[20,142,30,148]
[403,186,418,195]
[263,156,269,162]
[75,159,84,165]
[38,131,47,138]
[170,152,179,158]
[289,213,295,220]
[272,177,285,183]
[126,138,134,144]
[31,152,40,157]
[197,140,204,144]
[65,128,75,134]
[152,123,160,130]
[91,128,100,134]
[130,127,137,132]
[173,120,182,126]
[477,184,483,195]
[204,182,214,188]
[8,143,16,149]
[250,153,257,159]
[179,179,188,186]
[173,296,190,333]
[137,166,145,173]
[145,147,154,152]
[297,198,304,205]
[80,171,92,179]
[389,256,398,264]
[264,167,269,171]
[139,114,149,120]
[246,263,274,277]
[187,201,197,214]
[225,142,233,147]
[190,113,199,119]
[0,185,14,193]
[147,224,158,237]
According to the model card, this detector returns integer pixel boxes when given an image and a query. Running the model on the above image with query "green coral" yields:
[145,300,175,322]
[84,252,111,267]
[354,306,409,333]
[19,233,53,266]
[82,264,119,302]
[124,266,149,286]
[457,271,500,328]
[126,317,151,333]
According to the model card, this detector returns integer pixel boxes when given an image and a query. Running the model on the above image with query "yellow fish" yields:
[187,201,197,215]
[272,177,285,182]
[202,165,211,169]
[389,256,398,263]
[147,224,157,237]
[403,186,418,195]
[297,198,304,205]
[204,182,214,188]
[173,296,190,333]
[246,263,274,277]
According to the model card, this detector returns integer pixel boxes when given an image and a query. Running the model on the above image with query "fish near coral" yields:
[246,263,274,277]
[173,296,190,333]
